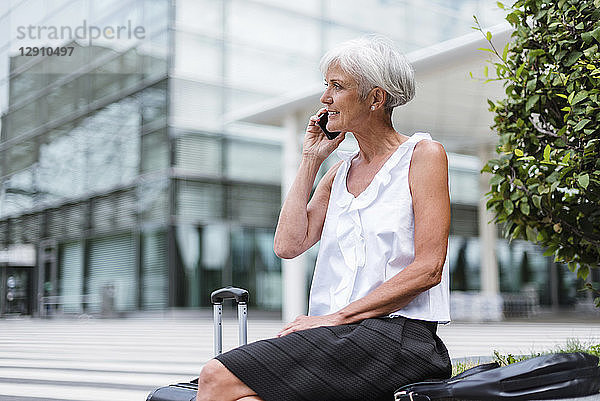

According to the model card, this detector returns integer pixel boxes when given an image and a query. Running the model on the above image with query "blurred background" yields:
[0,0,597,323]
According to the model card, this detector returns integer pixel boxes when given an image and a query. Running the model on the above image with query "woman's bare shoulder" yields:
[413,139,446,159]
[411,139,448,170]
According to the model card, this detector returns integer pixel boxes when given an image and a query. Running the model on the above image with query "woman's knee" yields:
[197,359,258,401]
[198,359,226,387]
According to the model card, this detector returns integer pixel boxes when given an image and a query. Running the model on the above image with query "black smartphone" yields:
[317,113,341,140]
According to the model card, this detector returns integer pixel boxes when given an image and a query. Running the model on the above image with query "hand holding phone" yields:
[317,113,341,140]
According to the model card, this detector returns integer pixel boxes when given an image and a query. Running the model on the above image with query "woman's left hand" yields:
[277,314,343,337]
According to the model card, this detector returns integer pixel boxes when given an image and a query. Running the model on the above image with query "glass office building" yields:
[0,0,588,317]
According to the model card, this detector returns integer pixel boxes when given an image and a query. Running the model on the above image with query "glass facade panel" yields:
[88,233,137,312]
[142,229,168,309]
[226,139,280,183]
[90,0,129,22]
[448,235,481,291]
[1,168,35,218]
[141,128,169,173]
[37,97,140,201]
[230,1,319,56]
[63,203,86,239]
[8,216,23,244]
[46,78,81,123]
[0,78,8,119]
[11,64,45,101]
[224,88,271,114]
[227,42,318,93]
[199,224,229,305]
[91,57,129,102]
[37,121,87,201]
[120,48,143,88]
[88,2,142,51]
[21,213,42,243]
[231,227,254,301]
[174,223,234,308]
[561,264,579,305]
[175,0,221,37]
[174,224,201,307]
[252,0,320,16]
[114,190,138,229]
[8,101,37,138]
[43,1,89,45]
[44,45,92,85]
[170,78,222,131]
[91,191,137,234]
[227,184,280,227]
[43,0,76,20]
[78,98,140,192]
[449,169,480,205]
[201,223,228,270]
[59,241,84,313]
[140,80,167,126]
[137,177,169,223]
[0,0,170,316]
[323,0,507,51]
[174,31,221,80]
[407,7,448,47]
[449,204,478,237]
[497,240,552,294]
[46,208,65,239]
[92,196,118,234]
[5,138,36,177]
[8,53,33,79]
[9,0,51,44]
[230,226,281,309]
[0,13,9,50]
[0,220,7,246]
[325,1,409,42]
[140,29,169,79]
[324,24,370,55]
[143,0,170,36]
[175,134,221,175]
[176,180,223,222]
[254,228,281,310]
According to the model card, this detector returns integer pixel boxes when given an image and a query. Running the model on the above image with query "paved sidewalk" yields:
[0,317,598,401]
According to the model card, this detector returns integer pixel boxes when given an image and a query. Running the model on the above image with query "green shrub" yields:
[476,0,600,306]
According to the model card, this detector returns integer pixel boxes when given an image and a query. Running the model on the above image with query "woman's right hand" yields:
[302,108,346,162]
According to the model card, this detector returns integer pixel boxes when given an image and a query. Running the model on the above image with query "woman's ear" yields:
[369,87,386,111]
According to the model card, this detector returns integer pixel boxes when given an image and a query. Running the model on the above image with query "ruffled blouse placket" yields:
[333,143,411,306]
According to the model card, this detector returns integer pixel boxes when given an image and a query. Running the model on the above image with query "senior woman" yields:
[196,35,451,401]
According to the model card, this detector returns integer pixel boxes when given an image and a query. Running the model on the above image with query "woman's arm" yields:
[274,159,342,259]
[273,109,346,259]
[278,139,450,335]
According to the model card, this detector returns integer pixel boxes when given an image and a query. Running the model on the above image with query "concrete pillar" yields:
[478,144,499,295]
[281,113,307,323]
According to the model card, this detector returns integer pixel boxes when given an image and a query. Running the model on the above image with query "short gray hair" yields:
[319,35,415,113]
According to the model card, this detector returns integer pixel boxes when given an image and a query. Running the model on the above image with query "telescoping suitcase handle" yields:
[210,286,249,357]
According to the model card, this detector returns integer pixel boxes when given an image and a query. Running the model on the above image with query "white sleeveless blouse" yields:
[308,133,451,323]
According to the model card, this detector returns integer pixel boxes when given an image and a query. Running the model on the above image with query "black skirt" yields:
[215,316,451,401]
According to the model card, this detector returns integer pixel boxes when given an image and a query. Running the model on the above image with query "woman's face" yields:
[320,63,370,133]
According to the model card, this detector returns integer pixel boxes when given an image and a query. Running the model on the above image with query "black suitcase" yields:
[146,287,249,401]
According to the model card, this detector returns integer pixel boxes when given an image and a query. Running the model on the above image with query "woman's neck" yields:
[352,123,406,164]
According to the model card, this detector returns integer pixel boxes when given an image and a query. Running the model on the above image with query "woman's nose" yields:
[320,90,332,105]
